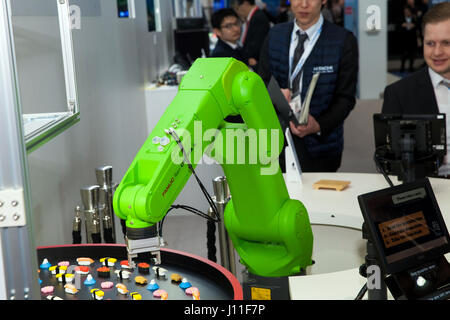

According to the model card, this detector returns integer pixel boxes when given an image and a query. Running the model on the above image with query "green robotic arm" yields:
[113,58,313,277]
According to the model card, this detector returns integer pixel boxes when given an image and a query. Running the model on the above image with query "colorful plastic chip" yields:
[40,258,51,270]
[64,284,78,295]
[170,273,182,282]
[84,274,96,286]
[40,286,54,294]
[76,257,94,266]
[101,281,114,289]
[116,283,129,295]
[100,257,117,267]
[179,278,192,290]
[147,279,159,291]
[90,288,104,300]
[153,289,168,299]
[135,276,148,285]
[130,292,142,300]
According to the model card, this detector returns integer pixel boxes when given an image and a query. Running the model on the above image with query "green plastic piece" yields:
[113,58,313,277]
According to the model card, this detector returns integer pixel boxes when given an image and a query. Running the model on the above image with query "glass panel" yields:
[9,0,79,152]
[12,1,67,114]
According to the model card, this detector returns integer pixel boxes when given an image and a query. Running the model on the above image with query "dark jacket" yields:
[242,8,271,64]
[211,39,246,64]
[210,39,246,123]
[382,67,439,114]
[258,20,359,159]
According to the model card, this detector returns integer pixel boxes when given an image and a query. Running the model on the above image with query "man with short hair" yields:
[231,0,271,69]
[210,8,246,64]
[258,0,359,172]
[382,2,450,177]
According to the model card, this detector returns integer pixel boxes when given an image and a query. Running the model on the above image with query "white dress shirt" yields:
[289,14,324,100]
[429,67,450,175]
[224,40,239,50]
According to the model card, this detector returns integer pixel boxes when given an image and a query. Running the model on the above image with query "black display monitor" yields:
[373,113,447,184]
[358,178,450,275]
[174,28,210,66]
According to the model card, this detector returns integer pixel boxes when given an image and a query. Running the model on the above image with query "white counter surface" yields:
[286,172,450,300]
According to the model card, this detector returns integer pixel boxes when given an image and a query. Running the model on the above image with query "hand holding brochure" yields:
[297,73,320,125]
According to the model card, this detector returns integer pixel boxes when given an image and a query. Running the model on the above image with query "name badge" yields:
[313,65,334,74]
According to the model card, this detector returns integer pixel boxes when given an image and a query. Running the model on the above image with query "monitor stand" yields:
[359,222,388,300]
[284,128,302,184]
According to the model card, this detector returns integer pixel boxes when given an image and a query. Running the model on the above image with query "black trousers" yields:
[280,133,342,173]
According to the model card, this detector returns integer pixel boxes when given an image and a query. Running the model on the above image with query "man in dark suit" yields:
[210,8,246,123]
[231,0,271,70]
[382,2,450,177]
[258,0,359,172]
[210,8,246,64]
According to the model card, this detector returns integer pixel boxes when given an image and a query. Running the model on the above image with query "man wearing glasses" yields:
[211,8,247,64]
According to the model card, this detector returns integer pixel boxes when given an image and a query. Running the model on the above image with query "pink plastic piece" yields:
[41,286,54,294]
[101,281,114,289]
[185,287,199,295]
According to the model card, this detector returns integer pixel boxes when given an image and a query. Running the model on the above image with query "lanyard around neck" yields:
[289,20,323,89]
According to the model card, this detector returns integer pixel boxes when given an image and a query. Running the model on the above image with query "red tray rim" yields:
[36,243,243,300]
